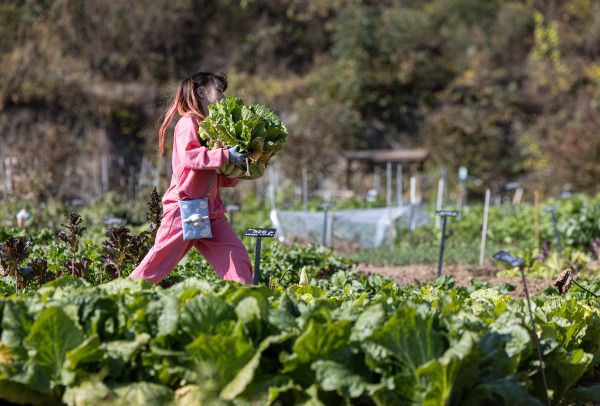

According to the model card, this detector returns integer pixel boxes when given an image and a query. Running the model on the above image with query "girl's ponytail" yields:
[157,78,194,157]
[158,102,177,157]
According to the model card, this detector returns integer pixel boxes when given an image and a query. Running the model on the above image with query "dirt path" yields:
[358,263,556,299]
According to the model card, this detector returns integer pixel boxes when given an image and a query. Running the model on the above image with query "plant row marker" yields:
[317,203,335,247]
[397,164,403,208]
[409,176,417,233]
[435,210,458,278]
[479,188,491,266]
[492,250,551,406]
[226,204,240,227]
[543,204,562,254]
[534,190,540,250]
[245,227,276,285]
[434,178,444,229]
[387,162,393,248]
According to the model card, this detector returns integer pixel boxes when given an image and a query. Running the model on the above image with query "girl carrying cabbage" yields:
[129,71,252,285]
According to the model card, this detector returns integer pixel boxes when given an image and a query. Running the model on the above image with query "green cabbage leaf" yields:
[197,96,287,180]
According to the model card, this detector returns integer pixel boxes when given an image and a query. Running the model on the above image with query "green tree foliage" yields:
[2,0,600,201]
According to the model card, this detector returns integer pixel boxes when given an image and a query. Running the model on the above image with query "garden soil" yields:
[357,263,556,299]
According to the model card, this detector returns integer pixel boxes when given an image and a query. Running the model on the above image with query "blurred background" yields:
[1,0,600,214]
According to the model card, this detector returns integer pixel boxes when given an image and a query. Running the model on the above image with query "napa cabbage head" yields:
[198,97,287,180]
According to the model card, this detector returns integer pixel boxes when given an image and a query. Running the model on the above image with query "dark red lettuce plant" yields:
[27,257,55,286]
[0,237,33,292]
[101,226,136,280]
[57,212,86,276]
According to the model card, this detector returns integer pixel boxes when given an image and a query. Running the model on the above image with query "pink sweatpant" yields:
[129,207,253,284]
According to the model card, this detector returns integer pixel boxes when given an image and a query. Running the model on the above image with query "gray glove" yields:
[228,145,249,169]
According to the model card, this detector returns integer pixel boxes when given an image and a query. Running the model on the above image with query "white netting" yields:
[270,206,431,248]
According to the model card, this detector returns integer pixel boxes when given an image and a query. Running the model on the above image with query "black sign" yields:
[245,228,277,238]
[492,250,526,268]
[435,210,459,217]
[543,204,561,212]
[318,203,336,209]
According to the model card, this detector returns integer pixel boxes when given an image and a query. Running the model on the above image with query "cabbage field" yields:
[2,192,600,405]
[3,272,600,405]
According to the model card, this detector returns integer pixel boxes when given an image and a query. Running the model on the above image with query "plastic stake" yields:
[435,210,458,278]
[318,203,335,246]
[543,205,562,254]
[493,250,551,406]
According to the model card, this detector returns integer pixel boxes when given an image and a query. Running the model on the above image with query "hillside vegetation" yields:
[1,0,600,204]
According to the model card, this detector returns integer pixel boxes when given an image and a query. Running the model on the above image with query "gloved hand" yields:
[228,145,249,169]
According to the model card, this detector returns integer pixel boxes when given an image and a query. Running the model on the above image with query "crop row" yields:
[2,272,600,405]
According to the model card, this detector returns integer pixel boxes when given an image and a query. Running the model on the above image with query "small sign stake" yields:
[245,228,276,285]
[492,250,526,268]
[435,210,458,278]
[318,203,335,246]
[492,250,551,406]
[543,205,562,254]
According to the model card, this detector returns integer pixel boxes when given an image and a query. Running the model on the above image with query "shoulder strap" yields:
[207,170,214,194]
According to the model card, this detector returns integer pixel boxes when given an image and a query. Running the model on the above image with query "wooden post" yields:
[479,188,490,266]
[386,162,393,248]
[435,178,444,229]
[397,164,403,208]
[302,168,308,211]
[101,155,109,193]
[409,176,417,232]
[4,157,13,200]
[269,165,276,210]
[534,190,539,251]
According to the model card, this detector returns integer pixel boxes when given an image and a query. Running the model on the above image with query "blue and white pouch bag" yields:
[179,171,214,241]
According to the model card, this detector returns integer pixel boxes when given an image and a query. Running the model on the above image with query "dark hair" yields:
[190,71,228,92]
[158,71,228,156]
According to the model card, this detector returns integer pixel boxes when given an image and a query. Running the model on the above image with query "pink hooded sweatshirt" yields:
[161,116,238,215]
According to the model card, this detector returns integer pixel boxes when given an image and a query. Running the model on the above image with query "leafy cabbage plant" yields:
[197,96,287,180]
